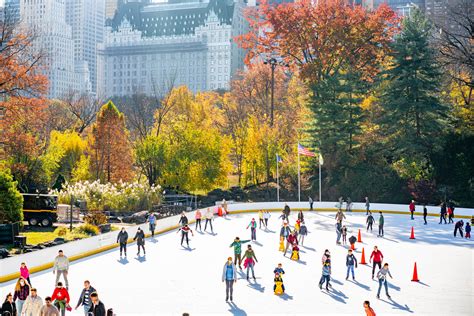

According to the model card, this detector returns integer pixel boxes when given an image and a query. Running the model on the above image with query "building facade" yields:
[98,0,252,97]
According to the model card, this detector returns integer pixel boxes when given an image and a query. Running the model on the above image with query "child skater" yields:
[247,218,257,241]
[342,225,348,245]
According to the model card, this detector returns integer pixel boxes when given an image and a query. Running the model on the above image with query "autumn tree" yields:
[64,91,102,135]
[89,101,134,183]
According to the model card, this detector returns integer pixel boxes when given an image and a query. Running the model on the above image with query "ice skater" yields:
[346,197,353,212]
[448,206,454,224]
[342,225,348,245]
[178,211,189,226]
[298,210,304,223]
[367,212,374,232]
[322,249,331,265]
[423,205,428,225]
[298,221,308,245]
[284,230,298,257]
[409,200,415,220]
[117,227,128,257]
[465,222,471,239]
[148,212,157,237]
[13,277,30,315]
[336,222,342,244]
[133,227,146,256]
[258,211,265,229]
[20,262,31,287]
[365,197,370,215]
[273,263,285,276]
[319,257,332,290]
[177,224,194,247]
[230,237,250,269]
[51,282,70,316]
[222,257,237,302]
[75,280,96,315]
[454,220,464,238]
[363,301,376,316]
[335,209,346,224]
[247,218,257,241]
[274,272,285,295]
[243,245,258,281]
[376,263,393,299]
[346,249,358,280]
[439,202,447,224]
[204,208,214,233]
[370,246,384,279]
[53,250,69,289]
[263,211,270,228]
[377,212,384,237]
[195,209,202,231]
[309,196,314,211]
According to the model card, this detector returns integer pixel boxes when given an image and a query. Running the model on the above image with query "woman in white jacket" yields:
[204,208,214,233]
[22,288,43,316]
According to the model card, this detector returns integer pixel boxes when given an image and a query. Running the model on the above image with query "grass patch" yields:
[22,231,57,245]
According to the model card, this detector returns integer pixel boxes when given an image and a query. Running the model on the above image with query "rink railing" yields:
[0,201,471,283]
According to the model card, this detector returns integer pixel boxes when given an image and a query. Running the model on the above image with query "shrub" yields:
[54,227,68,237]
[0,170,24,223]
[74,224,100,236]
[84,211,107,226]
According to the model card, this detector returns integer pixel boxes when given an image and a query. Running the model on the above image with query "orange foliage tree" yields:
[88,101,134,183]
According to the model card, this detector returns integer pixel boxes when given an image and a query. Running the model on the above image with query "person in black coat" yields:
[178,212,189,226]
[87,293,106,316]
[133,227,146,256]
[116,228,129,257]
[454,220,464,238]
[1,293,17,316]
[439,202,447,224]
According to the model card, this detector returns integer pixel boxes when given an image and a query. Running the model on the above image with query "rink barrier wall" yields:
[0,201,471,283]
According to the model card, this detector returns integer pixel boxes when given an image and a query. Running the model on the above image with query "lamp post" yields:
[263,57,288,127]
[70,194,74,232]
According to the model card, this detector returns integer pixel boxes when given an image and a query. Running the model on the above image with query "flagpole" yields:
[297,145,301,202]
[319,158,322,202]
[276,155,280,202]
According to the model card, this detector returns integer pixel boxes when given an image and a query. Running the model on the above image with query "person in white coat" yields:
[204,208,214,233]
[22,288,43,316]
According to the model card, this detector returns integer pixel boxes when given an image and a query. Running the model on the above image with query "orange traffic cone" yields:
[411,262,420,282]
[410,226,415,239]
[357,229,362,243]
[350,242,355,250]
[360,247,367,264]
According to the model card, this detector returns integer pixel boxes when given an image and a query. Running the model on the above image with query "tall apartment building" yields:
[4,0,20,22]
[105,0,118,19]
[97,0,253,97]
[65,0,105,94]
[374,0,425,16]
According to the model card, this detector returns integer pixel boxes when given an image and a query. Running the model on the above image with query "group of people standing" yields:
[1,251,107,316]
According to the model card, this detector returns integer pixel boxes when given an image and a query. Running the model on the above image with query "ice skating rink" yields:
[1,211,472,315]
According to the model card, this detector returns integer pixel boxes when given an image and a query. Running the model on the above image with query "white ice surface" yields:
[1,211,473,315]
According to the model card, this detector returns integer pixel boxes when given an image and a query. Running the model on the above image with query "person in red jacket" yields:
[369,246,384,279]
[284,230,298,257]
[51,282,70,316]
[409,200,415,220]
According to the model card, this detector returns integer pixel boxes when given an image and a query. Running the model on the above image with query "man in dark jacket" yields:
[75,280,96,315]
[454,220,464,238]
[366,212,374,232]
[178,212,189,226]
[133,228,146,256]
[88,293,106,316]
[346,249,358,280]
[440,202,447,224]
[116,228,128,257]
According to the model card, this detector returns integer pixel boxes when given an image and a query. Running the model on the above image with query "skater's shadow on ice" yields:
[380,298,413,313]
[149,238,158,243]
[135,255,146,263]
[227,302,247,316]
[265,229,276,234]
[381,236,399,243]
[208,232,218,236]
[117,258,129,265]
[331,278,344,286]
[415,281,430,287]
[322,288,347,304]
[252,241,263,247]
[296,260,307,265]
[302,246,316,252]
[350,280,370,291]
[197,231,205,235]
[278,293,293,301]
[247,282,265,293]
[180,247,196,252]
[388,283,401,291]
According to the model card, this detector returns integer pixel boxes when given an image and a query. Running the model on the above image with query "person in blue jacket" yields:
[346,249,358,280]
[273,263,285,276]
[222,257,237,302]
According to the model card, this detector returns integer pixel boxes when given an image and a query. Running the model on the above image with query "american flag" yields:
[276,154,283,163]
[298,144,316,157]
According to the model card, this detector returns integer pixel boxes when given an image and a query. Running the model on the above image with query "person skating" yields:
[2,293,17,316]
[148,212,157,237]
[439,202,447,224]
[454,220,464,238]
[22,288,42,316]
[298,222,308,245]
[53,250,69,289]
[370,246,384,279]
[51,282,70,316]
[342,225,348,245]
[336,222,342,244]
[247,218,257,241]
[273,263,285,276]
[195,209,202,231]
[274,272,285,294]
[229,237,251,269]
[337,196,344,210]
[280,222,291,239]
[346,197,353,212]
[465,222,471,239]
[335,209,346,224]
[116,227,128,257]
[222,257,237,302]
[363,300,376,316]
[204,208,214,233]
[447,207,454,224]
[178,212,189,227]
[409,200,415,220]
[295,219,301,233]
[75,280,96,315]
[87,293,106,316]
[258,211,265,229]
[20,262,32,287]
[309,196,314,211]
[290,243,300,261]
[284,230,298,257]
[423,205,428,225]
[133,227,146,256]
[365,197,370,215]
[283,204,291,220]
[40,296,60,316]
[263,211,270,228]
[319,258,332,290]
[322,249,331,265]
[377,212,384,237]
[177,224,194,247]
[243,245,258,281]
[13,277,30,315]
[346,249,358,280]
[298,210,304,223]
[367,212,374,232]
[376,263,393,299]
